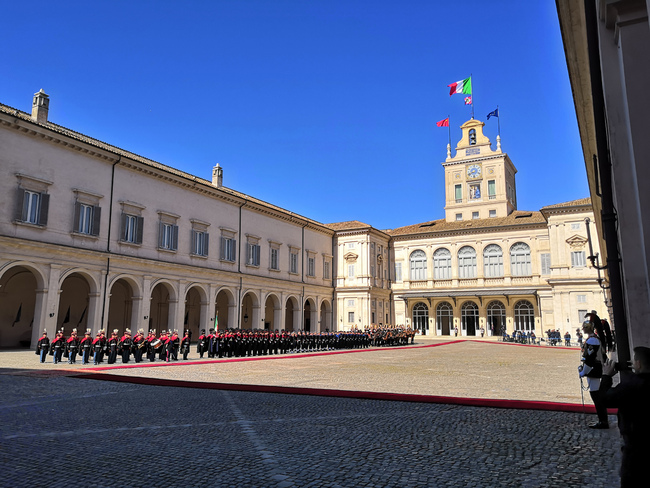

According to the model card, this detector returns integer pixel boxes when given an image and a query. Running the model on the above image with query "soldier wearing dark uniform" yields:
[207,328,215,358]
[197,329,207,358]
[51,331,64,364]
[107,330,119,364]
[180,330,191,360]
[92,330,104,365]
[132,329,145,363]
[79,329,92,364]
[170,330,180,361]
[119,329,132,363]
[146,329,157,362]
[36,330,50,363]
[158,330,169,360]
[66,329,80,364]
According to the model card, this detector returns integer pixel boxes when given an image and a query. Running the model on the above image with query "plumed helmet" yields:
[125,328,131,334]
[113,329,118,334]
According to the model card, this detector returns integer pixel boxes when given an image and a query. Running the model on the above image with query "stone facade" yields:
[0,91,608,347]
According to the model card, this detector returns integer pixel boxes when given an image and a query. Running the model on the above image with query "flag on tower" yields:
[436,117,449,127]
[487,108,499,119]
[448,76,472,96]
[464,96,472,105]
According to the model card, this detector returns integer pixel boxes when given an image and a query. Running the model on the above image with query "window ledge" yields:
[71,231,99,240]
[268,268,281,273]
[190,253,209,259]
[245,263,260,268]
[14,220,46,229]
[157,247,177,254]
[119,240,142,248]
[220,258,236,264]
[289,271,299,276]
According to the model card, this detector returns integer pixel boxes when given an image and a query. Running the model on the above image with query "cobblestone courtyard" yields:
[0,339,620,487]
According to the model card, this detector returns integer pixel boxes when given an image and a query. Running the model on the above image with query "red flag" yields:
[436,118,449,127]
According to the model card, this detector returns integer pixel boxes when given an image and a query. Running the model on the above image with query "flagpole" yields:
[497,105,501,137]
[471,73,474,119]
[448,115,451,147]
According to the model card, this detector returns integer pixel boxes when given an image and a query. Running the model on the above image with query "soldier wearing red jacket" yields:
[79,329,92,364]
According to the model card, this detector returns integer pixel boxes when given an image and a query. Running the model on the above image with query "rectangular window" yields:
[488,180,496,200]
[323,260,330,279]
[348,312,355,323]
[347,299,355,307]
[348,264,355,278]
[191,230,209,257]
[571,223,581,230]
[220,236,236,262]
[571,251,586,268]
[270,248,279,270]
[395,262,402,282]
[578,309,588,326]
[74,202,101,236]
[489,209,496,218]
[159,222,179,251]
[17,189,50,226]
[577,294,587,303]
[455,213,463,221]
[290,252,298,274]
[307,257,315,277]
[347,242,356,249]
[121,214,144,244]
[472,211,479,220]
[540,253,551,275]
[247,243,260,266]
[372,312,375,323]
[455,184,462,203]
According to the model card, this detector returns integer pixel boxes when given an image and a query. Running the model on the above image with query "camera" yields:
[614,360,632,372]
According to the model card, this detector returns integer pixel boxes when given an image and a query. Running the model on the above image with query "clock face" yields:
[467,164,482,179]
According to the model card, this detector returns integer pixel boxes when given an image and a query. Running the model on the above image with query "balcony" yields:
[459,278,478,287]
[434,280,452,288]
[484,277,504,286]
[409,280,428,289]
[511,276,533,284]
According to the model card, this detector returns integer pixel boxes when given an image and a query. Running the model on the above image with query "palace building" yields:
[0,91,608,348]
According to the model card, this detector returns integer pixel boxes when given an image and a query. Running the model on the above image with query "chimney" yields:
[31,89,50,123]
[212,163,223,188]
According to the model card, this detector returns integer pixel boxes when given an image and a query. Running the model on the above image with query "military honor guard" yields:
[180,330,191,360]
[133,329,146,363]
[107,329,119,364]
[79,329,92,364]
[36,330,50,363]
[119,329,133,363]
[197,329,207,358]
[51,330,65,364]
[66,328,80,364]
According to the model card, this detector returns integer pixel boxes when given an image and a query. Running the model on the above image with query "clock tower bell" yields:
[442,119,517,223]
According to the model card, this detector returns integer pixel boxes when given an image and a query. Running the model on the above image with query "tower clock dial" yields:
[467,164,482,179]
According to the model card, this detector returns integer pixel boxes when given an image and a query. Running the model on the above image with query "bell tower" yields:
[442,119,517,223]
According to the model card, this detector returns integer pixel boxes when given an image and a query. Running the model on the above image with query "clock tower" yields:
[442,118,517,223]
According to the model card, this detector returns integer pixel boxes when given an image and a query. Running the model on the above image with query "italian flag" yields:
[448,76,472,96]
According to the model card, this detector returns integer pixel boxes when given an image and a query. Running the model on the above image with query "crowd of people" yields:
[35,326,417,365]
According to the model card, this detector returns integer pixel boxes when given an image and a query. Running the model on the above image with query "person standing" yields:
[107,330,119,364]
[79,329,92,364]
[92,330,105,365]
[119,329,132,363]
[66,329,80,364]
[600,347,650,487]
[51,331,64,364]
[579,321,608,429]
[180,330,191,360]
[36,330,50,363]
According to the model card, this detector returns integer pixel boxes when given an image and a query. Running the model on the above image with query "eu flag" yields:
[487,108,499,120]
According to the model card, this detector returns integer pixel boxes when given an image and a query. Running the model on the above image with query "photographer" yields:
[578,321,608,428]
[601,347,650,487]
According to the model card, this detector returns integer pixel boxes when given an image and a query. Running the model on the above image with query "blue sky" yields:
[3,0,586,230]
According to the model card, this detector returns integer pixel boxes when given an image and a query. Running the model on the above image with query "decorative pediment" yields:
[344,252,358,262]
[566,234,588,249]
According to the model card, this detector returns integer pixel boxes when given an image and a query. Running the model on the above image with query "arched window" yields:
[436,301,453,335]
[469,129,477,145]
[483,244,503,277]
[461,301,479,335]
[486,300,506,335]
[409,250,427,281]
[510,242,532,276]
[412,302,429,334]
[458,246,477,278]
[514,300,535,331]
[433,248,452,279]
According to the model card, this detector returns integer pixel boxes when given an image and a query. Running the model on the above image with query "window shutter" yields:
[255,244,260,265]
[73,202,82,232]
[120,213,127,241]
[191,230,197,254]
[158,221,164,248]
[246,243,251,264]
[203,233,209,256]
[91,206,101,236]
[220,237,226,260]
[135,216,144,244]
[232,239,236,261]
[172,225,179,251]
[15,188,26,221]
[38,193,50,226]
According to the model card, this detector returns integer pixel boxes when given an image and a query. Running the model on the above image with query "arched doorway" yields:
[436,302,453,336]
[108,278,134,335]
[150,282,172,334]
[304,299,317,332]
[59,273,91,336]
[412,302,429,335]
[487,300,506,336]
[184,286,203,339]
[241,293,255,330]
[0,265,38,348]
[215,289,233,330]
[319,300,332,332]
[461,301,479,336]
[285,296,299,332]
[264,294,281,331]
[514,300,535,331]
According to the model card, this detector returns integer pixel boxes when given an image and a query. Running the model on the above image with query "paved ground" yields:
[0,337,621,487]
